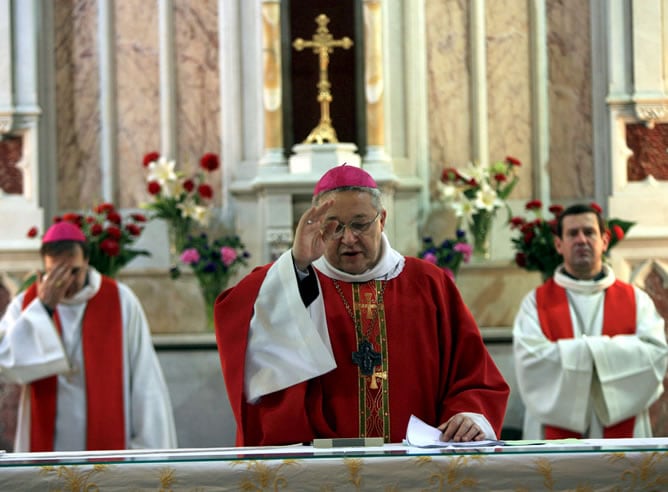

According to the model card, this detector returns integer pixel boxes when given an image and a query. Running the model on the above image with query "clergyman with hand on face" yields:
[215,163,510,446]
[0,221,177,452]
[513,203,667,439]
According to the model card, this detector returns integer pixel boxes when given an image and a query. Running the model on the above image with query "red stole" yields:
[22,276,126,451]
[536,278,636,439]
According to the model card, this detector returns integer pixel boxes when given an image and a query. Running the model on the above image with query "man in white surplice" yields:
[513,203,667,439]
[0,221,177,452]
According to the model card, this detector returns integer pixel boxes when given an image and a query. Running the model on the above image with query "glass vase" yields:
[167,219,191,268]
[199,276,230,331]
[470,210,494,260]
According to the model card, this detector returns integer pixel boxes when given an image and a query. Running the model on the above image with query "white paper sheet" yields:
[404,414,504,448]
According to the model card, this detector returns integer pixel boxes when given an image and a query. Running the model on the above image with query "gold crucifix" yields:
[369,370,387,390]
[292,14,353,144]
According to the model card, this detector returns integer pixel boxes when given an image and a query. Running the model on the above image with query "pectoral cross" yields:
[292,14,353,144]
[352,339,382,377]
[369,370,387,390]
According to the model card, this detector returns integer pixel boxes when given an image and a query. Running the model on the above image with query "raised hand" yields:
[292,199,334,271]
[37,261,77,309]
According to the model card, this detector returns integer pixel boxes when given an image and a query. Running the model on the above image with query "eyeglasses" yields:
[322,212,381,240]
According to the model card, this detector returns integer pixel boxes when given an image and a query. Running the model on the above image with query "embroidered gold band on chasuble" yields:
[349,280,390,441]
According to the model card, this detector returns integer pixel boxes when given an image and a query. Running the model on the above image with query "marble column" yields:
[362,0,390,168]
[0,0,44,251]
[259,0,287,169]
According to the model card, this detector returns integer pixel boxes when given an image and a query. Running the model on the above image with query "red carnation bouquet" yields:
[26,203,150,279]
[141,152,220,257]
[509,200,635,280]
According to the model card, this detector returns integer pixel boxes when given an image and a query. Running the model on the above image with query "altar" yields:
[0,439,666,491]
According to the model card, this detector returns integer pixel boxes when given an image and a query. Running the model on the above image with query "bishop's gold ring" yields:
[55,280,63,287]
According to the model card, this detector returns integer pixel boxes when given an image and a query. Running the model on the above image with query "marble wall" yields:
[54,0,102,209]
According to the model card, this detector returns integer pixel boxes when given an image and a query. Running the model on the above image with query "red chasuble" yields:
[536,278,636,439]
[22,276,126,451]
[215,257,510,446]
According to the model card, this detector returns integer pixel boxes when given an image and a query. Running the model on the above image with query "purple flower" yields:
[453,242,473,262]
[220,246,238,266]
[422,252,437,264]
[180,248,200,264]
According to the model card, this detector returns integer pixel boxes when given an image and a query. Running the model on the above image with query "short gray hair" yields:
[313,186,383,212]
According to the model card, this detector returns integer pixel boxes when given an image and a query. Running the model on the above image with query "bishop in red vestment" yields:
[215,164,509,446]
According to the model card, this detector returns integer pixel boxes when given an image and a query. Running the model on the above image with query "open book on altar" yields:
[404,414,504,448]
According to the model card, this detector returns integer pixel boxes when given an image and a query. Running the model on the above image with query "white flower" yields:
[474,183,501,212]
[178,200,210,226]
[192,205,211,226]
[437,181,464,203]
[164,179,184,198]
[462,162,486,185]
[451,198,476,224]
[147,157,177,186]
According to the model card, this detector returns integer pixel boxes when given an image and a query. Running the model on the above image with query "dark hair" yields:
[556,204,606,238]
[40,240,90,260]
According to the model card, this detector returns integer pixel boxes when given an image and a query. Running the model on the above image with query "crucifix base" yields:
[289,142,361,175]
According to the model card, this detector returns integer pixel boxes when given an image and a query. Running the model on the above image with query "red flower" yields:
[200,153,220,172]
[441,167,460,183]
[105,226,122,240]
[94,203,115,214]
[505,156,521,166]
[143,152,160,168]
[100,238,120,257]
[612,224,624,240]
[494,173,507,183]
[590,202,603,214]
[107,212,122,225]
[198,184,213,199]
[53,216,62,223]
[27,226,39,238]
[520,222,534,234]
[130,213,147,222]
[515,252,527,267]
[523,230,535,244]
[183,179,195,192]
[62,213,82,225]
[125,223,142,236]
[525,199,542,211]
[147,181,162,195]
[548,219,558,235]
[510,217,525,229]
[90,223,104,236]
[548,204,564,216]
[86,216,96,224]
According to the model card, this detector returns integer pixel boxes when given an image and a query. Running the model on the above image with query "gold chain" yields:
[332,279,386,340]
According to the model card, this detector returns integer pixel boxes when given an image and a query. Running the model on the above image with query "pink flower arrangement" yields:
[418,229,472,280]
[175,232,250,330]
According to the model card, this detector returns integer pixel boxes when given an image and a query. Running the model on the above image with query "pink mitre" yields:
[42,222,86,244]
[313,163,377,195]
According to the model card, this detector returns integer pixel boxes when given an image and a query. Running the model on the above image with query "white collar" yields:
[313,233,405,282]
[58,267,102,306]
[553,263,616,295]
